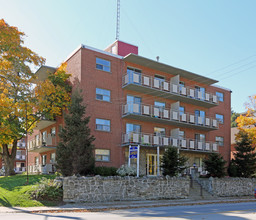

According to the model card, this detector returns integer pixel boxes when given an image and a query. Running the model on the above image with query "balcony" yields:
[16,155,26,160]
[122,103,218,131]
[15,167,26,173]
[122,132,218,153]
[28,135,57,153]
[35,118,56,130]
[122,72,218,108]
[29,164,55,174]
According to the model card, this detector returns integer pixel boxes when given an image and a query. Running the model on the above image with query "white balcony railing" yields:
[123,103,219,129]
[28,135,56,151]
[122,132,218,152]
[16,155,26,160]
[122,72,218,105]
[15,167,26,172]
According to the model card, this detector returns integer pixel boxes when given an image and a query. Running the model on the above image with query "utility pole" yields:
[116,0,120,40]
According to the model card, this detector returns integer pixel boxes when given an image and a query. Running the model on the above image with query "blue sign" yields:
[129,146,137,158]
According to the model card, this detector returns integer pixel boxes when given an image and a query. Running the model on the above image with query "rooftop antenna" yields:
[116,0,120,40]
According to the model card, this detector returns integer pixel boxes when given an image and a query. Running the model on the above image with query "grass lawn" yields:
[0,174,60,207]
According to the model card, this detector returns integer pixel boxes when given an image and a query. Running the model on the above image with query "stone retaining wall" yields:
[63,176,190,203]
[198,177,256,197]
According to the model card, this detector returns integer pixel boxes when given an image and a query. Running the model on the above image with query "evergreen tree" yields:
[203,153,226,177]
[233,131,256,177]
[161,146,187,176]
[56,89,95,176]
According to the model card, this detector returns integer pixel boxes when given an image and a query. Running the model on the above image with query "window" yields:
[50,153,56,163]
[96,57,111,72]
[96,118,110,132]
[179,106,185,115]
[179,81,185,93]
[179,130,185,139]
[126,123,141,134]
[42,131,47,143]
[96,88,111,102]
[195,86,205,99]
[195,110,205,125]
[42,155,47,166]
[216,136,224,146]
[127,67,141,84]
[35,134,40,146]
[216,114,224,124]
[154,101,165,113]
[154,75,165,87]
[127,67,141,74]
[154,101,165,108]
[195,134,205,142]
[35,157,39,165]
[216,92,224,102]
[50,127,56,136]
[95,149,110,162]
[154,127,166,136]
[127,95,141,113]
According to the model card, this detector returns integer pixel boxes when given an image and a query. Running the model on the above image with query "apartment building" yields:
[27,40,231,176]
[0,138,26,174]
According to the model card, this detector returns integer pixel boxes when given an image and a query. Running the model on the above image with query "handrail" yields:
[122,103,219,129]
[122,72,219,105]
[122,132,218,152]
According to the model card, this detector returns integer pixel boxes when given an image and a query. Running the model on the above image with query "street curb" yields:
[1,199,256,214]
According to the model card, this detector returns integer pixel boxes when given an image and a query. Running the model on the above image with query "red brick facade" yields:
[27,41,231,175]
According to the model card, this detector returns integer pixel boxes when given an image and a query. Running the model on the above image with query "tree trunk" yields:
[2,140,17,176]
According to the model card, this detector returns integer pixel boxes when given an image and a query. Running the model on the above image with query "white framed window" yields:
[42,131,47,143]
[216,92,224,102]
[42,155,47,166]
[96,118,110,132]
[95,149,110,162]
[216,136,224,146]
[50,153,56,163]
[154,127,166,136]
[50,127,56,136]
[96,88,111,102]
[96,57,111,72]
[35,157,39,166]
[216,114,224,124]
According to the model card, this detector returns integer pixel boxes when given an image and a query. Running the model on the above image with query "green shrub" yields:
[29,177,63,201]
[94,167,117,176]
[117,165,136,177]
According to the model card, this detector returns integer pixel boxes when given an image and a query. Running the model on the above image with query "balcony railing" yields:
[122,132,218,152]
[122,72,218,108]
[15,167,26,172]
[16,155,26,160]
[29,164,55,174]
[122,103,218,131]
[28,135,57,153]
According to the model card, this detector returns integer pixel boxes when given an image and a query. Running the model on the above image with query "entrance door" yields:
[146,154,163,176]
[127,95,141,114]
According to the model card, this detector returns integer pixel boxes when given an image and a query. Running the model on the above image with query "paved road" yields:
[1,202,256,219]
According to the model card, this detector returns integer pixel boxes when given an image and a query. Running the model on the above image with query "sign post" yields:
[137,145,140,177]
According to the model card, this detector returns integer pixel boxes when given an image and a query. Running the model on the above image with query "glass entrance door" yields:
[127,95,141,114]
[146,154,163,176]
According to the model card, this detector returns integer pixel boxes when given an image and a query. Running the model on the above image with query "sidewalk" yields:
[0,196,255,213]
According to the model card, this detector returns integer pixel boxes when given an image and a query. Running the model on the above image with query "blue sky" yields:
[1,0,256,113]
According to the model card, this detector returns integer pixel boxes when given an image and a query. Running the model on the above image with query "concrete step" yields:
[189,180,215,200]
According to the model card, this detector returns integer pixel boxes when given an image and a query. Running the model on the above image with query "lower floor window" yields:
[216,136,224,146]
[95,149,110,162]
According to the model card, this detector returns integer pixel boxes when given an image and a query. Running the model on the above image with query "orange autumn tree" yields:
[236,95,256,144]
[0,19,71,176]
